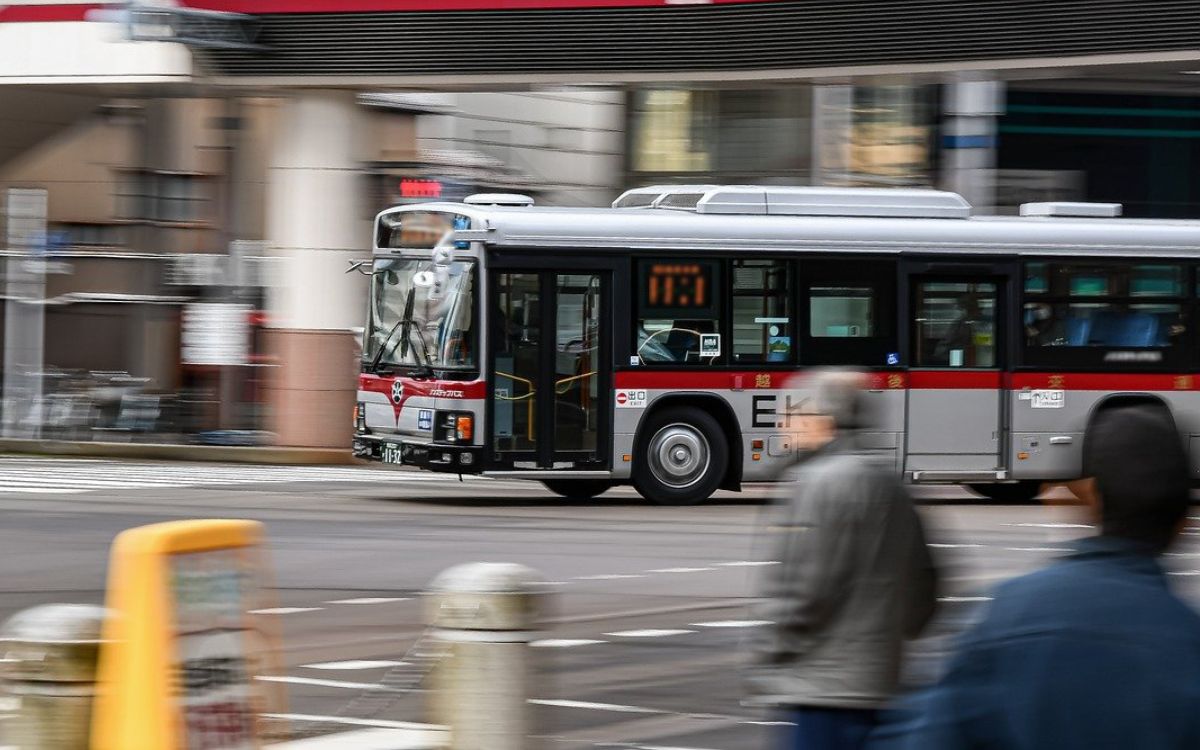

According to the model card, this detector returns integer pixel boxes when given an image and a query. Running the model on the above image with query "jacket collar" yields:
[1069,535,1165,577]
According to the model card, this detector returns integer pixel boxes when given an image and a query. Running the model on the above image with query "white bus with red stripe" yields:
[355,186,1200,505]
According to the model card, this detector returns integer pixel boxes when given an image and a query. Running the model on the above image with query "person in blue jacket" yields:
[881,404,1200,749]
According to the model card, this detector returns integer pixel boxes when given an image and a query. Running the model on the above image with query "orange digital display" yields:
[642,261,716,315]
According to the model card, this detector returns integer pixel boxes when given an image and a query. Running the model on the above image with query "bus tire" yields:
[968,481,1042,504]
[541,479,612,500]
[633,406,728,506]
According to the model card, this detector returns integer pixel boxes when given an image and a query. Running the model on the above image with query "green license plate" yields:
[381,443,404,465]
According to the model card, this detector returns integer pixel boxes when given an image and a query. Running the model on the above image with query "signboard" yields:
[172,549,257,748]
[92,520,280,750]
[182,303,252,367]
[640,261,718,317]
[1030,389,1065,409]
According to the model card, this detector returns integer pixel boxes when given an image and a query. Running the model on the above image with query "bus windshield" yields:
[364,258,476,372]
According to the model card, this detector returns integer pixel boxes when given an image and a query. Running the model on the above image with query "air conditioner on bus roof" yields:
[612,185,972,219]
[1019,202,1122,218]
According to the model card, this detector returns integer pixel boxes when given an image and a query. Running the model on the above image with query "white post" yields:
[426,562,547,750]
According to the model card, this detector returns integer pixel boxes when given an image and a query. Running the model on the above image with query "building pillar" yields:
[265,90,369,449]
[941,77,1004,214]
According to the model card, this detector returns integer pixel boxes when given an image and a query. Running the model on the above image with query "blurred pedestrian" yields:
[746,369,938,750]
[882,405,1200,749]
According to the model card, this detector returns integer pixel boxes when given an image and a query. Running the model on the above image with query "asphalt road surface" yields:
[2,457,1200,750]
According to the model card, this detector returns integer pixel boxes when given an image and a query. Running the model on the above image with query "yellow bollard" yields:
[91,519,281,750]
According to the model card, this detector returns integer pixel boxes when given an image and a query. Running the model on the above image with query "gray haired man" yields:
[747,369,938,750]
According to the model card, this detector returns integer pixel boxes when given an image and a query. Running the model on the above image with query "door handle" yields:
[1049,436,1073,445]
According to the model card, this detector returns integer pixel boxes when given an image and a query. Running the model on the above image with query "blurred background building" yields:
[3,0,1200,449]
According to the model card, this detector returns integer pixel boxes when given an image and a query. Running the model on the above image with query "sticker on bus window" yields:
[1030,389,1065,409]
[886,352,900,366]
[699,333,721,358]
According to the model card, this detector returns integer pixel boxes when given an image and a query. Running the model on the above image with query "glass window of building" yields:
[636,259,722,365]
[731,260,792,364]
[628,87,810,184]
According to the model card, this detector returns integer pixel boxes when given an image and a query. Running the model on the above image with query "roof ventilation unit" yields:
[464,193,534,207]
[1020,202,1121,218]
[614,185,972,218]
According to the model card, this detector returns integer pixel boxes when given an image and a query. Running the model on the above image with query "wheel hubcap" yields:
[647,423,710,489]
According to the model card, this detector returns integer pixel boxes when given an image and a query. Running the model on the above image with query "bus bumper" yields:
[353,435,483,473]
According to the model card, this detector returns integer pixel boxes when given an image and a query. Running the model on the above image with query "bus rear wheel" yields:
[633,407,728,506]
[968,481,1043,504]
[541,479,612,500]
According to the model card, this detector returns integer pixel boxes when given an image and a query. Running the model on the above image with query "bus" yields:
[354,185,1200,505]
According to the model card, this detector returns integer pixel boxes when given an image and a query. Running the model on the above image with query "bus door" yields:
[903,261,1014,480]
[488,265,613,470]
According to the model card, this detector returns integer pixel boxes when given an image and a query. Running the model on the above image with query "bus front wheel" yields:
[541,479,612,500]
[633,407,728,506]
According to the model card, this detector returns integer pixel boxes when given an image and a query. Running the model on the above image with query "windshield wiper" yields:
[369,286,415,374]
[368,286,435,378]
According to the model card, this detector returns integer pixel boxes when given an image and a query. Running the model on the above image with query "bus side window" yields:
[799,259,898,367]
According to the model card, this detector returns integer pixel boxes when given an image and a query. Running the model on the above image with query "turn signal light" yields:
[456,415,474,441]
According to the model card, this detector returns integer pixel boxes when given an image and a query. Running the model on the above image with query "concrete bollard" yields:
[0,604,107,750]
[426,562,548,750]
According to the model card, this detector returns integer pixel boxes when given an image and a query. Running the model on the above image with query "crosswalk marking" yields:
[0,458,489,495]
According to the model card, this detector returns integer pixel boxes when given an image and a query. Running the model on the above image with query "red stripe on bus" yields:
[0,4,108,23]
[905,370,1004,389]
[359,373,488,399]
[614,370,908,391]
[1010,372,1199,391]
[176,0,779,15]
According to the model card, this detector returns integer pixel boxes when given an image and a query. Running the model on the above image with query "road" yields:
[1,456,1199,749]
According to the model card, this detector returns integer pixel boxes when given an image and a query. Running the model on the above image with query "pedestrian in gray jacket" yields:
[746,369,938,750]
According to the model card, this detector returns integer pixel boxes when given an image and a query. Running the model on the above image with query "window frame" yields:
[633,256,727,367]
[1018,258,1194,372]
[729,257,796,366]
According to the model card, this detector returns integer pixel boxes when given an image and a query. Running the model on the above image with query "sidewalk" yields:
[0,437,357,465]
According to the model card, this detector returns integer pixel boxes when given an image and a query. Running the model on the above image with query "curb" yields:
[0,438,359,465]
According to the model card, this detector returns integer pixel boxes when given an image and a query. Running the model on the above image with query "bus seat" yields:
[1087,310,1119,345]
[1107,312,1159,347]
[1065,316,1092,346]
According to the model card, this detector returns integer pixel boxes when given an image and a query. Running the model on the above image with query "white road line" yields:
[256,675,394,691]
[531,581,570,586]
[265,727,442,750]
[714,560,779,567]
[528,698,661,714]
[1004,547,1071,553]
[262,714,442,732]
[1004,522,1093,529]
[250,607,323,615]
[647,567,714,573]
[690,620,772,628]
[301,660,408,671]
[938,596,994,603]
[0,487,87,494]
[571,574,644,580]
[531,639,607,648]
[603,629,697,638]
[929,543,985,549]
[1168,570,1200,576]
[324,597,410,605]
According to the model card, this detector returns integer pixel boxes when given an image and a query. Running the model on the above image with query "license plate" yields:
[381,443,404,465]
